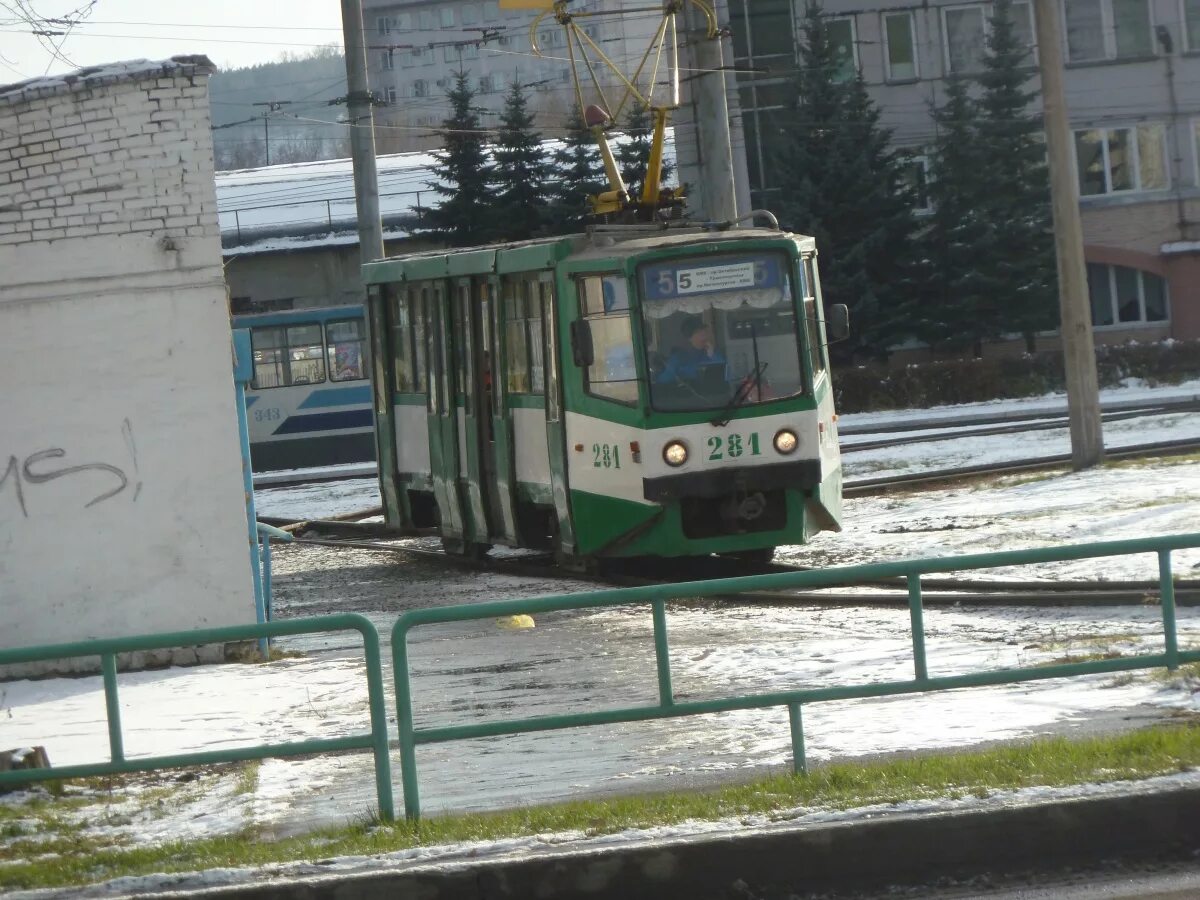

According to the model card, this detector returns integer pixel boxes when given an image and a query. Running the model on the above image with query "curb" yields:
[113,784,1200,899]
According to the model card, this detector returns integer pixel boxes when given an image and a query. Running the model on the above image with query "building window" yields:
[901,155,932,212]
[943,2,1035,74]
[412,46,426,64]
[1064,0,1153,62]
[386,86,397,104]
[419,9,436,30]
[462,42,479,59]
[479,75,496,93]
[1074,124,1167,195]
[484,1,499,21]
[1086,263,1168,326]
[441,7,455,27]
[377,16,391,35]
[462,4,479,25]
[827,16,857,82]
[1187,0,1200,50]
[414,79,429,98]
[884,11,918,81]
[396,13,411,30]
[381,51,394,71]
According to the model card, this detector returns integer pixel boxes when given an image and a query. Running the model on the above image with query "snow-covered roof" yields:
[1161,241,1200,255]
[0,56,216,108]
[216,132,677,257]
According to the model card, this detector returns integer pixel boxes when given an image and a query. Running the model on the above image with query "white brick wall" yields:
[0,59,257,673]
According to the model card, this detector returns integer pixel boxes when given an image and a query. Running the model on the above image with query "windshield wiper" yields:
[711,360,767,427]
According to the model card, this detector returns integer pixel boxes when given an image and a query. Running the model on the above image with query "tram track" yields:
[267,522,1200,609]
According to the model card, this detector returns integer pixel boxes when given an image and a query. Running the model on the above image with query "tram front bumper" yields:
[641,459,822,502]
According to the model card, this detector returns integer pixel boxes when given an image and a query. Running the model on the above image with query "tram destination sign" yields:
[641,254,785,302]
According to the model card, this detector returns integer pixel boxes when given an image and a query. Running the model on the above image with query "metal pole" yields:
[1033,0,1104,469]
[263,113,270,167]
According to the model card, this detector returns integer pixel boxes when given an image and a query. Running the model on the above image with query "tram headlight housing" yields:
[773,428,799,455]
[663,440,688,467]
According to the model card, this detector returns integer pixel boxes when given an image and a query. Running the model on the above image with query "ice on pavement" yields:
[3,380,1199,865]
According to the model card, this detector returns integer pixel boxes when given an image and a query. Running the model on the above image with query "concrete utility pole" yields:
[1033,0,1104,469]
[341,0,383,266]
[684,4,738,223]
[341,0,400,525]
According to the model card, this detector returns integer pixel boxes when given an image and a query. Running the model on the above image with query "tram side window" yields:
[503,274,544,394]
[391,288,425,392]
[250,327,286,389]
[287,325,326,385]
[249,324,327,389]
[327,318,368,381]
[578,274,637,405]
[802,257,826,380]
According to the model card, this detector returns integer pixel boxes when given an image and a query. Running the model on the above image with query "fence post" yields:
[907,574,928,681]
[788,703,807,775]
[101,653,125,763]
[1159,550,1179,671]
[393,626,422,821]
[234,210,242,243]
[652,599,674,706]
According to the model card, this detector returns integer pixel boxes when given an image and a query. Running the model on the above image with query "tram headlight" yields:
[663,440,688,467]
[773,428,799,455]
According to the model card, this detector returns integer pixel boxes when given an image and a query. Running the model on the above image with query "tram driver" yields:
[655,315,726,386]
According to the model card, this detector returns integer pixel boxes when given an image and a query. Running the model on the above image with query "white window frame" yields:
[414,79,429,98]
[386,86,397,105]
[377,16,391,35]
[396,13,412,30]
[1073,123,1169,195]
[1062,0,1156,63]
[883,10,919,82]
[1088,264,1170,328]
[381,50,394,71]
[440,7,455,28]
[827,15,859,82]
[904,154,933,213]
[1183,0,1200,51]
[942,2,1037,74]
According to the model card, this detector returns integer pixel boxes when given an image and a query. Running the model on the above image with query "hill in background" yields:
[210,47,349,170]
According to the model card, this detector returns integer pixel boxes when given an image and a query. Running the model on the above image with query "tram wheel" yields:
[441,537,491,561]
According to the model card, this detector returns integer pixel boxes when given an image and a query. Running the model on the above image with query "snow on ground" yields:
[3,381,1200,864]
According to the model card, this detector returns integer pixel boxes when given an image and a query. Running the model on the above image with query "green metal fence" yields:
[0,614,395,822]
[391,531,1200,820]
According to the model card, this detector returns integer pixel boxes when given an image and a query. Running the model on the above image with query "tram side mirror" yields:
[570,319,594,367]
[827,304,850,343]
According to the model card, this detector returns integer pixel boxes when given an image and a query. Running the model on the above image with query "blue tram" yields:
[234,306,376,472]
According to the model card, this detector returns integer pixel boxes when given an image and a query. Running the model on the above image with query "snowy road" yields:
[4,381,1200,840]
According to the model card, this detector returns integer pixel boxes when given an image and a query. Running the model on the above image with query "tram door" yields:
[425,281,468,540]
[451,276,492,543]
[483,275,521,545]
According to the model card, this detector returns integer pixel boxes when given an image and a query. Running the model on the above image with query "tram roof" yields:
[361,227,815,285]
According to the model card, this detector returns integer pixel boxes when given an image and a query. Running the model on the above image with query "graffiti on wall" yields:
[1,418,143,518]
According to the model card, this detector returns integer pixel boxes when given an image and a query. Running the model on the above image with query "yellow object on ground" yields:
[497,614,536,630]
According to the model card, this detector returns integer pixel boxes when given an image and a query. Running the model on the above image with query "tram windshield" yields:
[638,251,806,413]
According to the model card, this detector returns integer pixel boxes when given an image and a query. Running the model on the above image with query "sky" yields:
[0,0,345,83]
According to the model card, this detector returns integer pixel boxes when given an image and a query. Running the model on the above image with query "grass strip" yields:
[3,721,1199,891]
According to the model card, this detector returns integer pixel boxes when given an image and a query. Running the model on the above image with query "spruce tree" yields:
[976,0,1057,349]
[420,71,493,247]
[547,104,607,233]
[920,75,999,352]
[490,80,553,241]
[773,3,916,359]
[615,103,673,201]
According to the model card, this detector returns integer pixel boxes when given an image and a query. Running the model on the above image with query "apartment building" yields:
[722,0,1200,343]
[363,0,662,152]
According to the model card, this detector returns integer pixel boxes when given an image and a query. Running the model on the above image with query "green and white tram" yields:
[362,226,846,564]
